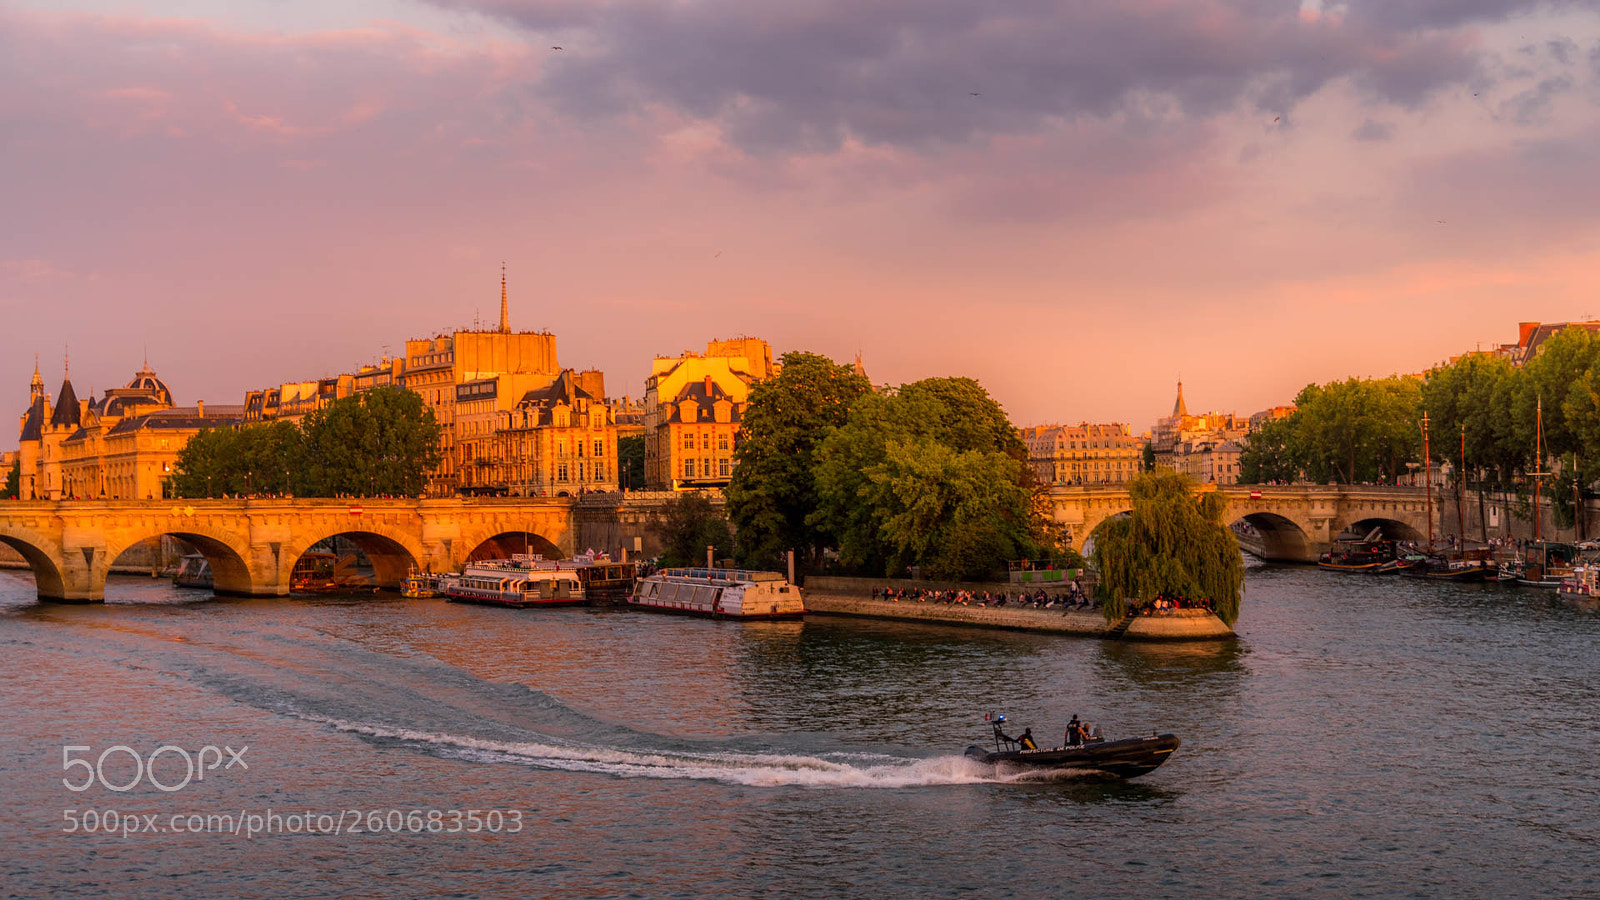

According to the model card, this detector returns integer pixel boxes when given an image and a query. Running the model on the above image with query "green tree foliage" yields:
[617,435,645,490]
[725,351,871,568]
[1237,416,1299,484]
[299,388,442,497]
[1140,441,1155,472]
[3,459,18,499]
[653,493,734,568]
[1290,377,1422,484]
[1091,470,1244,625]
[171,421,302,497]
[811,377,1036,580]
[172,388,441,498]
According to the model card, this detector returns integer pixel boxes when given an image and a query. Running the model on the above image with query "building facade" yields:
[16,363,242,500]
[642,338,773,490]
[1021,422,1143,485]
[487,371,618,496]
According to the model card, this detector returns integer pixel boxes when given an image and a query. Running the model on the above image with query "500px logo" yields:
[62,745,248,793]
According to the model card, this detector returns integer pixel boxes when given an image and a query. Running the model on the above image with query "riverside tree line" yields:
[1238,325,1600,527]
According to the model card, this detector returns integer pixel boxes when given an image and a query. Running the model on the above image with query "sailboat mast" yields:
[1534,397,1542,545]
[1459,424,1467,548]
[1422,411,1433,550]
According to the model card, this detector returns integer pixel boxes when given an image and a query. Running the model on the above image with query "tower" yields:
[499,262,511,335]
[1173,380,1188,419]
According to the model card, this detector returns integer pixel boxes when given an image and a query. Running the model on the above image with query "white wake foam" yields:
[293,713,1098,788]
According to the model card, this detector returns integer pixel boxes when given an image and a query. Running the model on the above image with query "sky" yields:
[4,0,1600,435]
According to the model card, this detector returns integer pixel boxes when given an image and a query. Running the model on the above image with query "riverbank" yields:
[801,578,1235,641]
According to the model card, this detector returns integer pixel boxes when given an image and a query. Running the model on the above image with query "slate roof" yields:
[664,379,741,425]
[19,396,44,441]
[49,379,80,428]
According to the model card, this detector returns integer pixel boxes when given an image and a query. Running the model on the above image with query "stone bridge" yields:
[0,494,694,603]
[1048,483,1436,562]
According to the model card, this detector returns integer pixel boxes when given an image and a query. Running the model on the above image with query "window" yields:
[594,463,605,481]
[684,459,696,478]
[718,433,729,451]
[558,463,568,482]
[719,458,731,477]
[683,432,694,449]
[702,434,710,450]
[594,440,604,457]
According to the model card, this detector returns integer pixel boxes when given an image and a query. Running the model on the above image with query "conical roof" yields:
[50,379,80,428]
[1172,380,1188,418]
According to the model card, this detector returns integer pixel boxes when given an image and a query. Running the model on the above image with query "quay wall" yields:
[802,590,1235,642]
[804,576,1082,597]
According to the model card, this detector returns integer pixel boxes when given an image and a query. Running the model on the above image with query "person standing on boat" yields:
[1066,715,1084,747]
[1018,728,1038,751]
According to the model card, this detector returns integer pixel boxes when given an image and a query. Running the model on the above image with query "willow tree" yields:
[1091,470,1244,625]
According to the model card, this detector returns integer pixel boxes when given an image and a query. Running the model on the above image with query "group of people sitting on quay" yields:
[871,585,1098,611]
[1134,595,1214,615]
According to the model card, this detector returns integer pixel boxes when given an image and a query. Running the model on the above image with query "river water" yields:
[2,564,1596,898]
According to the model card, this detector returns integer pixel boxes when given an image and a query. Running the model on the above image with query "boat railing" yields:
[659,567,787,583]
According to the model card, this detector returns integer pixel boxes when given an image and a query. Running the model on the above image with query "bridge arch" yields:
[1228,512,1313,561]
[282,524,425,592]
[1334,516,1427,543]
[464,531,566,563]
[105,525,257,597]
[1079,510,1133,556]
[0,526,66,600]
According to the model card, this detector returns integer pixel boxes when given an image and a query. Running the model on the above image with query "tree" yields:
[1091,470,1244,625]
[811,376,1037,580]
[1140,442,1155,473]
[1238,415,1299,484]
[725,351,871,568]
[3,459,17,499]
[617,435,645,491]
[653,493,734,568]
[298,388,442,497]
[1289,377,1421,483]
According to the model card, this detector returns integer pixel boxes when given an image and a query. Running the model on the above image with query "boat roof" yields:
[653,567,787,584]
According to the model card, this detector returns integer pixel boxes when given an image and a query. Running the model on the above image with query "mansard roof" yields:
[665,379,742,424]
[50,379,80,428]
[518,370,596,409]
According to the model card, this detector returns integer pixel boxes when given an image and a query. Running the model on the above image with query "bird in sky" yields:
[1273,115,1280,123]
[1436,219,1447,225]
[551,45,564,50]
[714,251,723,258]
[970,92,981,96]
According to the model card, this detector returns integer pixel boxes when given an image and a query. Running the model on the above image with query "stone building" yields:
[642,338,773,490]
[16,362,241,500]
[1021,422,1143,485]
[1150,381,1247,474]
[399,272,562,496]
[487,370,618,496]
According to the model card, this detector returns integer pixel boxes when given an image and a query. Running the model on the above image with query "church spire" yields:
[499,262,510,334]
[30,354,43,400]
[1173,379,1188,418]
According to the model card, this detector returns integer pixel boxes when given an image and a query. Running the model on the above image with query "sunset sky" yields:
[4,0,1599,432]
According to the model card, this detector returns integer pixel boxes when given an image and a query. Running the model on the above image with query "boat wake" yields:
[294,713,1098,788]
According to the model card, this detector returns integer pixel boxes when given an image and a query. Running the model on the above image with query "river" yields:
[2,564,1596,898]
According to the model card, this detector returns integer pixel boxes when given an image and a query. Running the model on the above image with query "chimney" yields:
[197,400,205,418]
[703,375,713,395]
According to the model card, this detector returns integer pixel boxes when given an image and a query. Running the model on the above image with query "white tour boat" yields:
[629,567,804,619]
[446,555,585,608]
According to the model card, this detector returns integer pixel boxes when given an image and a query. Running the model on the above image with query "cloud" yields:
[1352,118,1394,141]
[427,0,1530,156]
